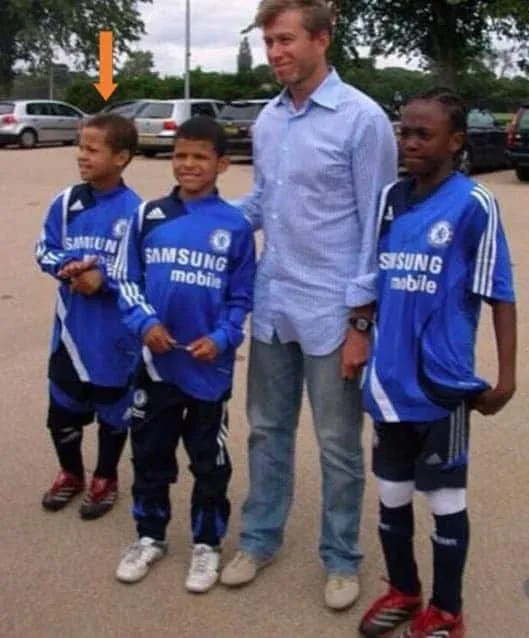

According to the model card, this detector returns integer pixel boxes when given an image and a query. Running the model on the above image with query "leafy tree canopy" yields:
[330,0,529,86]
[0,0,151,92]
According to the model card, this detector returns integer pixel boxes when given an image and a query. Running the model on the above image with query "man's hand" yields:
[70,269,103,296]
[58,256,98,279]
[188,337,219,362]
[341,328,370,380]
[472,383,515,416]
[143,324,176,354]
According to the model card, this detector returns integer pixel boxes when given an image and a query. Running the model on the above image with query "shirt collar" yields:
[170,185,220,206]
[274,68,342,111]
[91,179,126,199]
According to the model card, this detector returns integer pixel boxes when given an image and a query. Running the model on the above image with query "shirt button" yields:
[271,214,278,220]
[277,179,282,185]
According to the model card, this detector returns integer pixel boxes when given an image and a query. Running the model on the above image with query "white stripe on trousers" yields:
[216,403,228,466]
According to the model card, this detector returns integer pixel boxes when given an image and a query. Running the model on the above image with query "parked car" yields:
[0,99,85,149]
[506,103,529,182]
[134,99,225,157]
[99,99,158,120]
[459,108,508,174]
[217,99,269,156]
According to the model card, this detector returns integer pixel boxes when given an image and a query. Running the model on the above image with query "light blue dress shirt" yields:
[242,69,398,356]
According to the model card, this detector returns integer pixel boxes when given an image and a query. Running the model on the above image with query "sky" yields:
[137,0,269,75]
[135,0,407,75]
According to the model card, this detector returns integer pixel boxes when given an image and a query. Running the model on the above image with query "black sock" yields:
[50,425,84,479]
[379,502,420,596]
[94,422,128,480]
[431,510,469,615]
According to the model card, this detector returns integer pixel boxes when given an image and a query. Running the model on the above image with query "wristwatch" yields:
[349,316,373,333]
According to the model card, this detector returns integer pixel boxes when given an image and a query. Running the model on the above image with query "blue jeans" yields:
[240,337,365,574]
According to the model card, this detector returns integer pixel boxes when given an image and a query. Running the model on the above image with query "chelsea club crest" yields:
[210,229,232,253]
[112,218,129,239]
[427,221,453,248]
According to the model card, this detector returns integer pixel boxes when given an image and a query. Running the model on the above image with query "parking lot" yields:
[0,147,528,637]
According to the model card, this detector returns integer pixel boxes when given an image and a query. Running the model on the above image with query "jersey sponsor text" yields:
[144,247,227,272]
[64,235,118,254]
[380,252,444,296]
[170,268,222,289]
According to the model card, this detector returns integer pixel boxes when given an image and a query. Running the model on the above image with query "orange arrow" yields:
[94,31,117,100]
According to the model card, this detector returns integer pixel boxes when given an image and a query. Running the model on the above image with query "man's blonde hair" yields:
[255,0,333,37]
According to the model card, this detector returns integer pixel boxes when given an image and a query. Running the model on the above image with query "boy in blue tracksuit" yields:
[36,114,141,520]
[114,116,256,593]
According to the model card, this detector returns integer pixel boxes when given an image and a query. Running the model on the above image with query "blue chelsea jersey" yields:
[35,182,142,387]
[113,188,256,402]
[363,172,515,423]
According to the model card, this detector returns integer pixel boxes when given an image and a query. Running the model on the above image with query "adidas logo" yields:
[145,207,166,220]
[69,199,84,212]
[425,453,443,466]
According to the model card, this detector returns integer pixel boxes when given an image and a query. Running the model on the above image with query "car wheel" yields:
[142,150,157,158]
[62,140,75,146]
[458,147,473,175]
[515,166,529,182]
[18,128,38,149]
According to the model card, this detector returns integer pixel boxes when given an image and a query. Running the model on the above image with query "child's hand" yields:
[58,256,98,279]
[143,324,176,354]
[472,384,515,415]
[188,337,219,362]
[70,269,103,296]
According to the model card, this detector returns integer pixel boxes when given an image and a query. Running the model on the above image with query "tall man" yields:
[221,0,398,610]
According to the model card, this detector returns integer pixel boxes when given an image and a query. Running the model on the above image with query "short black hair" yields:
[408,87,468,136]
[175,115,227,157]
[82,113,138,157]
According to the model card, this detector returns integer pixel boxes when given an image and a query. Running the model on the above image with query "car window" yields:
[26,102,54,116]
[108,103,138,116]
[54,103,81,117]
[103,101,135,113]
[138,103,174,119]
[219,103,266,120]
[468,109,495,128]
[518,110,529,132]
[134,102,155,117]
[0,102,14,114]
[191,103,215,118]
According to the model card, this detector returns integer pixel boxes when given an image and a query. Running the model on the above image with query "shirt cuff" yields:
[346,274,377,308]
[140,316,161,338]
[209,328,229,354]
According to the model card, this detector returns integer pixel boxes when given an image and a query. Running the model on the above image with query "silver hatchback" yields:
[135,99,225,157]
[0,99,86,149]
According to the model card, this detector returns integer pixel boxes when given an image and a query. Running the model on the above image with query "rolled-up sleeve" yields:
[346,112,398,308]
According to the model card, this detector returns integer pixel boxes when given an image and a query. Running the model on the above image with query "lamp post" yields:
[184,0,191,102]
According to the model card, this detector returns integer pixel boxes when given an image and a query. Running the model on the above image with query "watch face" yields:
[351,317,371,332]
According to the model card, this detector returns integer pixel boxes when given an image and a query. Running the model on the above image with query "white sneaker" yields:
[185,544,220,593]
[220,550,272,587]
[116,537,168,583]
[324,574,360,610]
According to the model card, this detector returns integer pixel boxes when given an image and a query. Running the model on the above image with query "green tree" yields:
[331,0,529,88]
[237,36,253,73]
[119,50,156,78]
[0,0,151,95]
